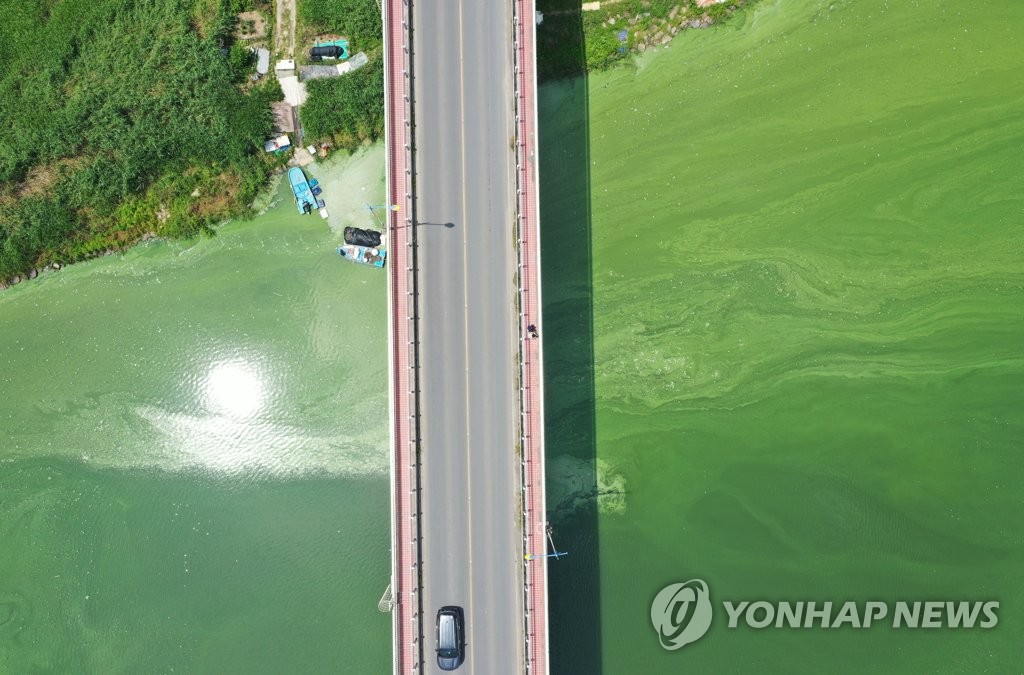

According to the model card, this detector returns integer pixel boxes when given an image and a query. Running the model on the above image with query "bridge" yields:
[382,0,548,673]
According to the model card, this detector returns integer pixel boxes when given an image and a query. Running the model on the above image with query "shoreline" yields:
[0,167,290,292]
[1,148,384,291]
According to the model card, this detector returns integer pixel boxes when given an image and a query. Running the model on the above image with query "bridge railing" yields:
[384,0,421,672]
[511,2,549,674]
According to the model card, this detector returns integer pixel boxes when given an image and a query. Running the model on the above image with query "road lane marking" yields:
[455,3,478,673]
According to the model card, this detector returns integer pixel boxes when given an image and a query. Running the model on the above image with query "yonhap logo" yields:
[651,579,714,649]
[651,577,1000,652]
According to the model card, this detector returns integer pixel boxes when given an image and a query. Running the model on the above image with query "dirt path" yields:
[274,0,297,57]
[290,0,297,55]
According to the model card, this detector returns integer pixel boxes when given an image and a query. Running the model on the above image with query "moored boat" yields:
[288,167,318,214]
[337,244,386,268]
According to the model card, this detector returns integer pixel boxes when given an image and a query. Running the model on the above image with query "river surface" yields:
[541,0,1023,672]
[0,147,393,672]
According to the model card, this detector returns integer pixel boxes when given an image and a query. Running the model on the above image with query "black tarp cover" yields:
[344,227,382,247]
[310,46,342,58]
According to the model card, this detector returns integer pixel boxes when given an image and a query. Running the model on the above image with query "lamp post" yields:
[366,204,400,230]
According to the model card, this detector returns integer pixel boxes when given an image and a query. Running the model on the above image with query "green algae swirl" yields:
[542,0,1024,671]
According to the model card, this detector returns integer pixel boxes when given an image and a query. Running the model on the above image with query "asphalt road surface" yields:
[412,1,524,673]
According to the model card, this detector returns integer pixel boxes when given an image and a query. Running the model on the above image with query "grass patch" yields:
[0,0,282,280]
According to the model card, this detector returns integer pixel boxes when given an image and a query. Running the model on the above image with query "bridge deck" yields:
[385,1,547,672]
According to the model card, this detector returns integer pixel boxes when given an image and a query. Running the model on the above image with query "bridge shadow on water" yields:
[536,3,602,672]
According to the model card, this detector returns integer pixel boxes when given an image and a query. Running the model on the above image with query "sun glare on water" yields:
[204,360,265,420]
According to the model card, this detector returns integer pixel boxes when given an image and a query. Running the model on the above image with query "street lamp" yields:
[365,203,399,230]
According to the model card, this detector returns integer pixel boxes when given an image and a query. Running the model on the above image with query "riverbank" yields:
[0,0,391,290]
[0,232,156,290]
[1,145,385,292]
[537,0,756,79]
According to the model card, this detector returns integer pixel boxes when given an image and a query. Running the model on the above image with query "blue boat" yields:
[289,167,318,214]
[337,244,386,268]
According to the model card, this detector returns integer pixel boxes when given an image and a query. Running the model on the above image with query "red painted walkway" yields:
[384,0,418,671]
[513,3,549,674]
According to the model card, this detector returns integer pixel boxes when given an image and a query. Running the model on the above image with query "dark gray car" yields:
[436,606,465,670]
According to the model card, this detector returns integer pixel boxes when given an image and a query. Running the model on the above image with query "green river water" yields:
[2,0,1023,672]
[0,148,393,672]
[541,0,1023,672]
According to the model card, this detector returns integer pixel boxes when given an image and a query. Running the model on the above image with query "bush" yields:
[300,58,384,149]
[0,197,78,276]
[229,43,255,81]
[583,16,627,72]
